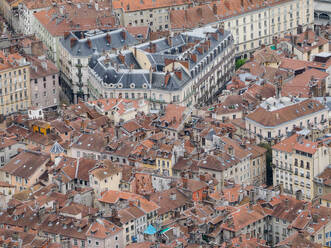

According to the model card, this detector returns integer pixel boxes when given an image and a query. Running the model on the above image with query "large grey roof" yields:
[60,28,139,57]
[88,26,232,92]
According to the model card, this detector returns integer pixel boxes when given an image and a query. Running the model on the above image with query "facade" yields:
[86,219,124,248]
[89,162,122,197]
[112,0,190,32]
[272,134,329,201]
[0,137,25,167]
[31,2,115,63]
[88,26,235,108]
[277,29,329,61]
[170,0,314,59]
[0,150,50,192]
[0,51,31,116]
[28,55,59,109]
[58,28,139,103]
[245,97,329,143]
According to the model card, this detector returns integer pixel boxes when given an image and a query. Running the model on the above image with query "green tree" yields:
[235,58,247,70]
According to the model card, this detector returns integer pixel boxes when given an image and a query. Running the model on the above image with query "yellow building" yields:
[32,120,51,136]
[273,134,329,201]
[156,151,174,177]
[0,51,31,115]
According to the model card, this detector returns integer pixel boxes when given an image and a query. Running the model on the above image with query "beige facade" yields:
[89,170,122,197]
[224,0,314,58]
[113,2,189,32]
[246,97,329,143]
[273,135,329,201]
[0,53,31,116]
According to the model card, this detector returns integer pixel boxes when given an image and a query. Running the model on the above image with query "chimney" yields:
[167,36,172,47]
[70,38,77,48]
[228,145,234,156]
[118,53,125,64]
[182,178,188,188]
[121,30,126,41]
[213,4,217,15]
[87,38,92,49]
[106,33,111,44]
[190,53,197,62]
[164,72,171,86]
[134,47,137,57]
[175,70,182,80]
[197,7,202,17]
[312,213,319,223]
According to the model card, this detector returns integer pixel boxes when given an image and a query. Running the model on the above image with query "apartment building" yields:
[277,29,329,61]
[0,149,50,192]
[27,55,59,109]
[170,0,314,59]
[32,2,116,62]
[0,0,21,28]
[0,51,31,116]
[245,97,328,142]
[88,26,235,108]
[86,219,124,248]
[313,165,331,199]
[0,137,25,167]
[58,28,138,103]
[272,134,329,201]
[112,0,191,32]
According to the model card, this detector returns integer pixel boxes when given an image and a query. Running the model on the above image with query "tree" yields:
[235,58,247,70]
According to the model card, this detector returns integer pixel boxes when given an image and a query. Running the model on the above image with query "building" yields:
[88,26,235,108]
[0,149,50,192]
[313,164,331,198]
[27,55,59,109]
[0,51,31,116]
[112,0,191,32]
[277,29,329,61]
[170,0,314,59]
[32,2,116,62]
[245,97,328,142]
[0,0,21,28]
[86,219,124,248]
[88,98,150,125]
[0,137,25,167]
[58,28,139,103]
[272,134,329,200]
[89,161,122,197]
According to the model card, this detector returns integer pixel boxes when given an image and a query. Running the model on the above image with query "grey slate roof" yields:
[60,28,139,57]
[88,26,232,91]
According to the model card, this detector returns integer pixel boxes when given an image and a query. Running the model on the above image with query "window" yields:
[96,241,99,246]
